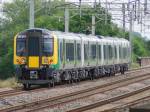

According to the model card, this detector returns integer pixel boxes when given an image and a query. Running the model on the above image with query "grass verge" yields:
[131,62,140,69]
[0,77,18,88]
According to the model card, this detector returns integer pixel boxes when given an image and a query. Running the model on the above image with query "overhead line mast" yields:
[29,0,34,28]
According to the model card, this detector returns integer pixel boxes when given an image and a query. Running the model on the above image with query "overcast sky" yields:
[67,0,150,38]
[1,0,150,38]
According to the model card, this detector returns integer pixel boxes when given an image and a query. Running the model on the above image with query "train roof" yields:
[19,28,129,43]
[51,30,129,42]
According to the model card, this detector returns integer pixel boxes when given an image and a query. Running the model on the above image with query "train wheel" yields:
[51,79,55,87]
[89,71,93,80]
[121,70,125,74]
[48,83,51,88]
[121,66,125,74]
[23,83,31,90]
[48,80,55,88]
[67,80,71,84]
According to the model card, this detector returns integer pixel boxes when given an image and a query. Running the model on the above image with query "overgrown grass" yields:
[0,77,18,88]
[131,62,140,69]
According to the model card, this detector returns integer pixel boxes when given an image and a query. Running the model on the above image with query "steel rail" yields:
[0,66,147,98]
[67,85,150,112]
[2,70,150,112]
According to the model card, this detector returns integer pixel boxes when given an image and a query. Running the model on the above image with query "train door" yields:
[84,41,89,67]
[27,31,42,69]
[103,43,106,65]
[99,42,102,66]
[101,42,104,66]
[87,41,90,66]
[114,42,118,65]
[76,41,81,68]
[81,37,84,67]
[119,43,123,64]
[116,42,119,64]
[90,41,97,66]
[96,42,99,66]
[110,42,113,65]
[112,41,115,65]
[104,42,109,65]
[59,39,64,69]
[75,40,77,67]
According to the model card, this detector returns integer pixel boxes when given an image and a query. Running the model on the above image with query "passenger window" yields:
[109,45,113,59]
[91,44,96,59]
[106,45,109,60]
[124,47,126,59]
[104,45,107,60]
[99,45,101,59]
[77,43,81,60]
[119,46,122,59]
[115,46,117,59]
[125,47,128,59]
[66,43,74,61]
[84,44,89,60]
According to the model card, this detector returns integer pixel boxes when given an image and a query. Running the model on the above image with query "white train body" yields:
[54,31,130,71]
[14,28,130,88]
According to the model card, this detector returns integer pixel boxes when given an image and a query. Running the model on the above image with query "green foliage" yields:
[0,48,14,79]
[0,0,149,79]
[35,15,64,30]
[132,33,150,61]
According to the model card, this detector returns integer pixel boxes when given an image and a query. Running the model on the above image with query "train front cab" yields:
[14,29,58,89]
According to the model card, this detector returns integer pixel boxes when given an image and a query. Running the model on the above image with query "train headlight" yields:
[49,59,53,64]
[21,58,26,63]
[40,65,43,69]
[16,59,19,62]
[44,58,48,64]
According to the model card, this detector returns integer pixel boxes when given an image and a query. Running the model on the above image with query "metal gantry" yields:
[29,0,150,35]
[28,0,150,63]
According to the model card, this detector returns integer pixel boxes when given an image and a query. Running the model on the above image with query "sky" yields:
[0,0,150,38]
[67,0,150,39]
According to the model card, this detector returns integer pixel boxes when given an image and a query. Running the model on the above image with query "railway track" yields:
[25,73,150,112]
[0,88,22,98]
[68,85,150,112]
[0,67,150,112]
[83,89,150,112]
[0,66,148,99]
[0,87,49,98]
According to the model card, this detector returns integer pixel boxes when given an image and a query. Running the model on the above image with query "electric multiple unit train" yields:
[14,28,130,89]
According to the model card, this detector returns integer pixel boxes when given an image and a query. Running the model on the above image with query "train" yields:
[14,28,131,89]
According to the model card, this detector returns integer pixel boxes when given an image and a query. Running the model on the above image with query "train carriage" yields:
[14,28,130,89]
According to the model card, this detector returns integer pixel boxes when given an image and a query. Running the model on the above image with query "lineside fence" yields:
[137,57,150,67]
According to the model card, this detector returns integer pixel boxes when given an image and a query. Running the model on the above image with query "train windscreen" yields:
[17,30,54,57]
[16,38,26,56]
[42,37,54,56]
